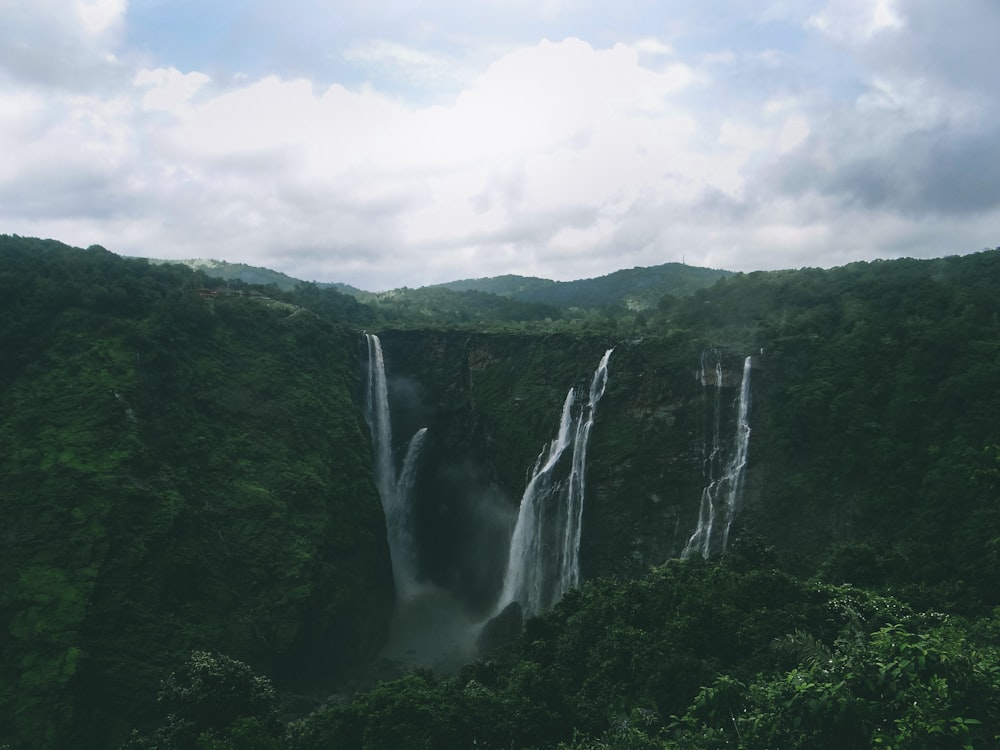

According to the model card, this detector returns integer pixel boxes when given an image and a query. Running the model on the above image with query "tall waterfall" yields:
[497,348,613,617]
[683,355,752,559]
[364,333,426,598]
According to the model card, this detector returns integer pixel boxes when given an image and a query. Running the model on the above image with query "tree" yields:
[123,651,280,750]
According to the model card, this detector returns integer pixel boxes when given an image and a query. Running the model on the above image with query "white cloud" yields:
[134,68,211,114]
[108,37,710,285]
[776,116,810,153]
[0,0,127,89]
[75,0,127,36]
[808,0,904,43]
[2,2,999,289]
[343,39,473,91]
[633,38,674,57]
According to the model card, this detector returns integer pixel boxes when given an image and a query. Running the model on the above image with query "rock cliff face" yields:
[375,286,1000,611]
[374,330,763,609]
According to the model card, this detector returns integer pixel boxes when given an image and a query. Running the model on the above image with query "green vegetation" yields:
[433,272,561,298]
[126,558,1000,749]
[168,256,731,331]
[433,263,733,310]
[657,255,1000,607]
[4,235,1000,748]
[145,258,308,291]
[312,261,730,329]
[0,236,392,749]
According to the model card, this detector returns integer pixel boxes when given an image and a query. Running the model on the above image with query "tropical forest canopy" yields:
[2,233,1000,749]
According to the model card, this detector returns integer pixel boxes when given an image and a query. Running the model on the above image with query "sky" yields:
[1,0,998,290]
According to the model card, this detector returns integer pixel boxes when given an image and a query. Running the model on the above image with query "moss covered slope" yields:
[0,236,393,749]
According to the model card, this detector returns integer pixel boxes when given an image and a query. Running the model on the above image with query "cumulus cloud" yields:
[760,0,1000,221]
[342,40,474,92]
[1,0,998,288]
[0,0,128,90]
[808,0,904,43]
[134,67,211,114]
[75,0,127,36]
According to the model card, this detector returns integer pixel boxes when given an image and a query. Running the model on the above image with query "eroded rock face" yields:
[375,330,761,606]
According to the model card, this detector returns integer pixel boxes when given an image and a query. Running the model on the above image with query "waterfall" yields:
[683,355,752,559]
[497,348,613,617]
[364,333,427,598]
[365,334,395,506]
[722,356,752,550]
[392,427,427,594]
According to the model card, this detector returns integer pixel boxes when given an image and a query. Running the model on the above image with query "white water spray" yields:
[364,333,427,598]
[683,355,752,559]
[497,349,613,616]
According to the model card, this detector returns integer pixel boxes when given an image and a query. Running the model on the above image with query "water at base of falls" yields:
[378,583,482,673]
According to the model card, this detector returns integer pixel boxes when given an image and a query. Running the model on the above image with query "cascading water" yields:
[723,356,752,549]
[365,334,395,506]
[683,354,752,559]
[497,348,613,617]
[364,333,426,598]
[685,350,725,557]
[391,427,427,593]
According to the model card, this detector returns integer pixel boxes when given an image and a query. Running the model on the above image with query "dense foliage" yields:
[178,257,731,330]
[432,263,733,310]
[4,235,1000,749]
[126,558,1000,749]
[0,236,392,749]
[664,256,1000,609]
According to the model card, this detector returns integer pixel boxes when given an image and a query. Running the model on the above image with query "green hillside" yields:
[163,257,731,325]
[148,258,367,297]
[433,262,733,310]
[0,237,392,749]
[433,273,559,297]
[146,258,306,291]
[4,235,1000,749]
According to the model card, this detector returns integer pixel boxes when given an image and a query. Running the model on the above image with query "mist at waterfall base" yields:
[378,453,520,671]
[364,334,517,671]
[385,381,516,613]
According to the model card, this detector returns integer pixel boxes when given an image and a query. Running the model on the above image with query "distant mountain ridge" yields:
[432,274,558,297]
[152,258,732,310]
[434,263,733,309]
[146,258,366,296]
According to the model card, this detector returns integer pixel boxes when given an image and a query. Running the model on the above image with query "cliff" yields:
[0,237,394,749]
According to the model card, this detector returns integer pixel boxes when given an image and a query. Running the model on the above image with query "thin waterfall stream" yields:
[683,354,752,559]
[496,348,613,617]
[364,333,427,599]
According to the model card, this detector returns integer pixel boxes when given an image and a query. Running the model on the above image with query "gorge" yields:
[3,236,1000,749]
[364,334,622,663]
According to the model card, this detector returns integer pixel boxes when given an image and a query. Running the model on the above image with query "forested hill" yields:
[146,257,367,297]
[4,234,1000,749]
[155,256,732,320]
[0,236,393,748]
[433,262,733,309]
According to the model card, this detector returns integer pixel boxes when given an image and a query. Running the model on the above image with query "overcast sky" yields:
[2,0,998,290]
